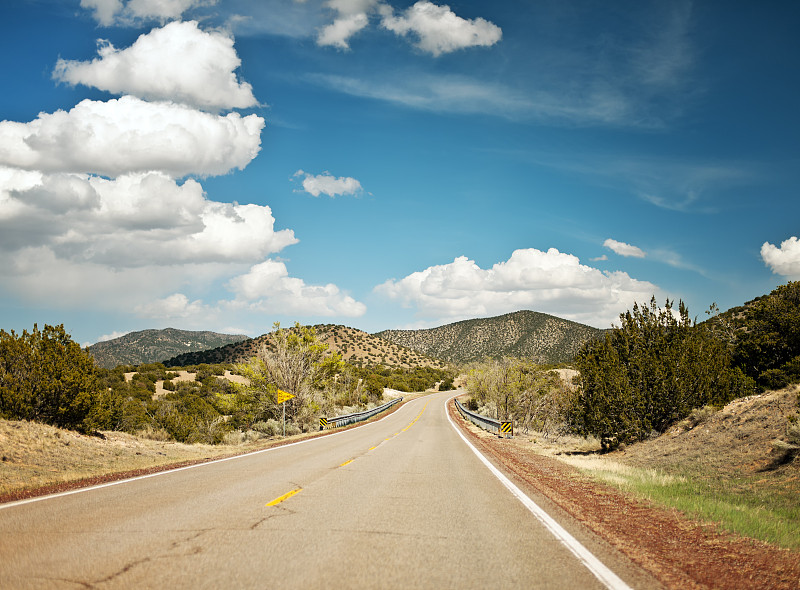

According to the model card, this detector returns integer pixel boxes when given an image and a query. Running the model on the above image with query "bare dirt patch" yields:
[449,398,800,589]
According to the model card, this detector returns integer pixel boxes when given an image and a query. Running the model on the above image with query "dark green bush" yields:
[0,324,104,433]
[571,299,755,449]
[730,282,800,389]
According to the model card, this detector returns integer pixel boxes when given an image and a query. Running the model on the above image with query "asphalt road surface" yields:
[0,391,660,589]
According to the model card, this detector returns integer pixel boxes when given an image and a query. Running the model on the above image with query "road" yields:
[0,391,659,589]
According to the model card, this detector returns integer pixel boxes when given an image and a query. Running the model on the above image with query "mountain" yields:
[164,324,450,370]
[375,310,604,365]
[95,310,602,370]
[87,328,248,369]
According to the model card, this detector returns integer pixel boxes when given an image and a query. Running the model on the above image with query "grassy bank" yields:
[560,454,800,550]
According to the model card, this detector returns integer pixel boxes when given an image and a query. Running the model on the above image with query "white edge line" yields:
[446,396,633,590]
[0,397,417,512]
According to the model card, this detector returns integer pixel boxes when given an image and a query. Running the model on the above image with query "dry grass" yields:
[0,393,419,500]
[0,419,237,497]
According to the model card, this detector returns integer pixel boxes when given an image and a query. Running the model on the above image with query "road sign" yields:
[276,389,295,437]
[276,390,295,404]
[500,421,513,438]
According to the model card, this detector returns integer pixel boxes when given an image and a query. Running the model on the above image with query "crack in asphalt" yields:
[64,529,213,588]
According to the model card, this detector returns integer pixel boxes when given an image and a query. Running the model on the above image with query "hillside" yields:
[87,328,248,369]
[165,324,450,370]
[703,281,800,389]
[375,310,603,365]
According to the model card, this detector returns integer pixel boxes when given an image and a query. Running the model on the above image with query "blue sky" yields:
[1,0,799,346]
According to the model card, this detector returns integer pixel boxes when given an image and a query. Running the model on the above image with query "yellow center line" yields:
[373,401,430,447]
[339,459,354,467]
[266,487,302,507]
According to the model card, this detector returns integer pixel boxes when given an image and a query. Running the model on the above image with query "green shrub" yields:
[571,299,755,449]
[731,282,800,389]
[0,324,104,433]
[252,419,282,436]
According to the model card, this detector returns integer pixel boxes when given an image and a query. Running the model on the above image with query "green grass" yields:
[561,455,800,550]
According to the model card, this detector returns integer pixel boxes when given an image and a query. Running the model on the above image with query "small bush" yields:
[223,429,264,445]
[252,419,282,436]
[135,425,171,441]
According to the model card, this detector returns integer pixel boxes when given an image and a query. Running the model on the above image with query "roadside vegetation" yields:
[461,282,800,550]
[0,322,454,446]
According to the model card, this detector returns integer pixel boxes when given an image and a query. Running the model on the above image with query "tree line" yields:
[467,282,800,450]
[0,322,454,443]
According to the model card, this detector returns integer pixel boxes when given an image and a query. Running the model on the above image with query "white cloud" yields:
[375,248,658,328]
[0,169,297,267]
[226,259,367,316]
[316,0,381,49]
[97,330,131,342]
[294,170,363,197]
[54,21,257,112]
[81,0,216,26]
[317,0,380,49]
[135,293,206,318]
[0,96,264,178]
[0,245,196,309]
[306,72,587,122]
[81,0,124,26]
[380,1,502,56]
[761,236,800,279]
[318,12,370,49]
[604,238,646,258]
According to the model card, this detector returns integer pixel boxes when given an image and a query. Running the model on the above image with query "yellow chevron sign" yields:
[276,390,295,404]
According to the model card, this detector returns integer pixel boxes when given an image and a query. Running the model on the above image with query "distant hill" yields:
[375,310,604,365]
[88,328,248,369]
[165,324,450,370]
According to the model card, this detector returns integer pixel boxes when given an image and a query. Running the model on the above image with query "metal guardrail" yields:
[320,396,403,430]
[454,397,502,434]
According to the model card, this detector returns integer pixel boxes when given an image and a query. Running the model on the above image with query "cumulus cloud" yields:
[53,21,257,112]
[375,248,658,328]
[761,236,800,279]
[0,96,264,178]
[604,238,646,258]
[0,169,297,267]
[81,0,215,26]
[135,293,206,318]
[380,1,502,56]
[293,170,363,197]
[317,0,380,49]
[226,259,367,316]
[119,259,368,325]
[315,0,501,55]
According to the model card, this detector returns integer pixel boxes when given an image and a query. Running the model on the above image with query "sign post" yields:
[276,389,295,437]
